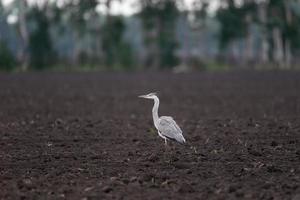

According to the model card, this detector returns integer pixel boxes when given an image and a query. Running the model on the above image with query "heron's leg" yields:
[158,132,169,155]
[158,131,166,146]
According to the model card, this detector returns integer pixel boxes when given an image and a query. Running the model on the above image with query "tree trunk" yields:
[181,15,189,67]
[146,17,161,69]
[153,17,161,69]
[96,28,104,64]
[230,41,240,66]
[18,0,30,71]
[284,40,292,69]
[261,37,269,63]
[284,1,293,69]
[258,2,269,64]
[72,32,80,67]
[272,27,284,68]
[244,14,254,66]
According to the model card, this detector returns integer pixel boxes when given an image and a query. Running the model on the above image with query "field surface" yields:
[0,71,300,200]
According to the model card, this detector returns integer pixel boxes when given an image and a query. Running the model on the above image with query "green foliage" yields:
[2,0,300,71]
[216,2,247,49]
[102,16,134,69]
[139,0,179,68]
[285,23,300,49]
[0,2,16,71]
[64,0,98,35]
[28,7,55,69]
[267,0,300,50]
[267,0,285,28]
[159,1,179,68]
[0,41,16,71]
[192,0,209,26]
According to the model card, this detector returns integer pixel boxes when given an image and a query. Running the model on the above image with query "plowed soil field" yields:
[0,71,300,199]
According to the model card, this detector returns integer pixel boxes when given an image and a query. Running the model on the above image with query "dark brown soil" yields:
[0,71,300,200]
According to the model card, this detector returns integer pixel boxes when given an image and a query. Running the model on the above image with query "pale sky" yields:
[2,0,220,16]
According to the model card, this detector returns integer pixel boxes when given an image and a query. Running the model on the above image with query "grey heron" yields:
[139,92,186,145]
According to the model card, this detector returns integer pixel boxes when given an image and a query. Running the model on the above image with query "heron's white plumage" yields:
[139,93,186,144]
[158,116,186,144]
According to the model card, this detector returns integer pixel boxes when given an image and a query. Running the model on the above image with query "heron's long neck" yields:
[152,97,159,127]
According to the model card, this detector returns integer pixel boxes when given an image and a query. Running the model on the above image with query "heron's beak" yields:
[138,95,148,98]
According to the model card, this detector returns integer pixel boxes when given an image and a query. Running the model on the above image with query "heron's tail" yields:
[177,135,186,144]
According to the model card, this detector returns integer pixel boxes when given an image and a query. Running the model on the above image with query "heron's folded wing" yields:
[158,116,183,142]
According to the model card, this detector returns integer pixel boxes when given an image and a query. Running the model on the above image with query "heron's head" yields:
[138,92,157,99]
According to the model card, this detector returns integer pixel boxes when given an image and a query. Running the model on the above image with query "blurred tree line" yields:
[216,0,300,69]
[0,0,300,71]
